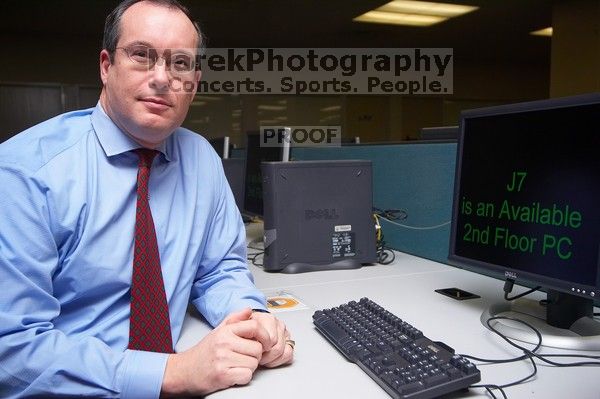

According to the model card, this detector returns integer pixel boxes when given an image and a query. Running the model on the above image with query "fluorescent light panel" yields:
[380,0,478,17]
[321,105,342,112]
[531,27,552,37]
[258,105,287,111]
[259,119,281,125]
[354,0,478,27]
[354,10,446,26]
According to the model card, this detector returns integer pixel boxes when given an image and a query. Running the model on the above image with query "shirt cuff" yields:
[121,350,169,399]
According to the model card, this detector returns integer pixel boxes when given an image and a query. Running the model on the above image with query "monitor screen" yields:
[449,93,600,335]
[243,132,289,217]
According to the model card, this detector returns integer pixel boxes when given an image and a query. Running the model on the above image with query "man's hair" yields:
[103,0,205,63]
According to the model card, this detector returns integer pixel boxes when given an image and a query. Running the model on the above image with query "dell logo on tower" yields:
[305,209,340,220]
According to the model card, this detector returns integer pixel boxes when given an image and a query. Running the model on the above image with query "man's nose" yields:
[149,59,170,91]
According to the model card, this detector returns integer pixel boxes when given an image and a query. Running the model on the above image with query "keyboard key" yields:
[447,367,463,380]
[425,373,450,386]
[400,381,426,394]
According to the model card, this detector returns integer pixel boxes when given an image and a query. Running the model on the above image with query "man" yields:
[0,0,293,397]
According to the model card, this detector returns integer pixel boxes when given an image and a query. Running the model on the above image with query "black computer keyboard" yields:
[313,298,481,399]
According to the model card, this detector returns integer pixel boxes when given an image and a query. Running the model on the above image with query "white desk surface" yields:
[177,223,600,399]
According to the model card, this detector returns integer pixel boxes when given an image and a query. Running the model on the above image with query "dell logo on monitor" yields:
[305,209,340,220]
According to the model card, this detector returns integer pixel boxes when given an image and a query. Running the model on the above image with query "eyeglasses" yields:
[117,45,198,75]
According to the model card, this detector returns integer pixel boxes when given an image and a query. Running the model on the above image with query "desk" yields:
[177,224,600,398]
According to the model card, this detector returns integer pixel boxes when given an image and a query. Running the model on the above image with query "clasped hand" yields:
[161,308,293,396]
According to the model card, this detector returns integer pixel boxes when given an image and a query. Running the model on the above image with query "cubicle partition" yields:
[291,142,457,264]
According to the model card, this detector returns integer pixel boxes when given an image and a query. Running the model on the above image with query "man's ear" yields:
[99,49,112,85]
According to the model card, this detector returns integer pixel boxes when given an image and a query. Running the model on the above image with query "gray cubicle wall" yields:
[291,142,457,264]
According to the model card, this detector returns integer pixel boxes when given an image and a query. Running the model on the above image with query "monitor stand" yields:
[481,290,600,351]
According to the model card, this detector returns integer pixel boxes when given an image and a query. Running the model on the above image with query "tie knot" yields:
[135,148,158,169]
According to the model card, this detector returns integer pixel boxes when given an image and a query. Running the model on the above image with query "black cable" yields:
[465,318,540,398]
[520,351,600,367]
[377,247,396,265]
[490,318,600,368]
[375,232,395,265]
[460,317,542,365]
[476,384,507,399]
[246,239,265,267]
[372,208,405,265]
[460,352,530,365]
[503,279,541,301]
[464,316,540,392]
[464,314,600,398]
[468,317,600,368]
[485,386,500,399]
[483,317,540,388]
[372,207,408,221]
[247,251,264,267]
[504,287,541,301]
[489,385,508,399]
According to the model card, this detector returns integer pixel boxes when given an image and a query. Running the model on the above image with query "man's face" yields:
[99,1,201,148]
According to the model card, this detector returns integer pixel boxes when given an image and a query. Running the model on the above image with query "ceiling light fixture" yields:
[530,27,552,37]
[379,0,478,17]
[354,0,478,27]
[257,105,287,111]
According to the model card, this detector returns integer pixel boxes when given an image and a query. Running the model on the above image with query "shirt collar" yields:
[91,102,172,161]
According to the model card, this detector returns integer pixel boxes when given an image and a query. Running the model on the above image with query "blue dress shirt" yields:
[0,103,266,398]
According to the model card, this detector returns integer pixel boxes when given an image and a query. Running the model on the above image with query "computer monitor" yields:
[341,136,361,145]
[208,136,231,159]
[420,126,458,141]
[449,93,600,350]
[243,131,290,217]
[221,158,245,211]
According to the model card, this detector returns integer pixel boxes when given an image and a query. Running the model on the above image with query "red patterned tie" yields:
[128,149,173,353]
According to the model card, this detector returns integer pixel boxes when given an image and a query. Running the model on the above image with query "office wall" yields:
[550,0,600,96]
[344,96,390,142]
[0,34,101,86]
